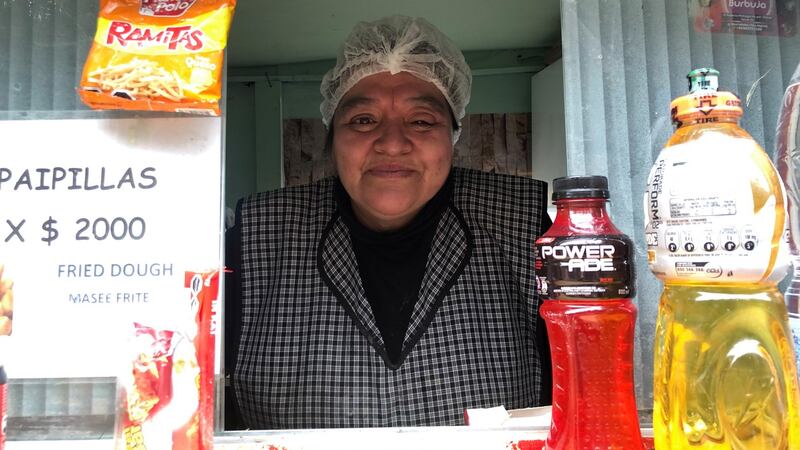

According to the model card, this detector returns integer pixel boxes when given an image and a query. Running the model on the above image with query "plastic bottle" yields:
[535,176,644,450]
[776,62,800,315]
[645,68,800,449]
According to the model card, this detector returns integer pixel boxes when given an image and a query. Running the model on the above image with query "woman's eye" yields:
[351,116,375,125]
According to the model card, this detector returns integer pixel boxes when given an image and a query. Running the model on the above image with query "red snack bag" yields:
[115,270,220,450]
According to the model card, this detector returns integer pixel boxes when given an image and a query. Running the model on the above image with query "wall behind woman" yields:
[282,112,534,187]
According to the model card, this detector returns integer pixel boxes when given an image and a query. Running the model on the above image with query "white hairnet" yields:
[320,15,472,142]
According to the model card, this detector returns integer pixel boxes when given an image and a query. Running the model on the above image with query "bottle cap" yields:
[687,68,720,93]
[552,176,609,200]
[671,67,742,126]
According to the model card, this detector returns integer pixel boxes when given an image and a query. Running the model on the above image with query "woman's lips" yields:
[366,165,415,178]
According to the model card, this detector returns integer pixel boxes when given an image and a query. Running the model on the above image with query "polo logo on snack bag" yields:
[106,21,205,51]
[140,0,197,17]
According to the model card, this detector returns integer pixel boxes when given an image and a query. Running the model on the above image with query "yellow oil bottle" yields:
[645,68,800,449]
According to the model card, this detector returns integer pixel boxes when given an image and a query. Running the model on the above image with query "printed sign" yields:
[691,0,797,37]
[0,117,223,378]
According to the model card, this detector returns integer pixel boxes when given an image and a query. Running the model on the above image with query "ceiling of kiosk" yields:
[226,0,562,67]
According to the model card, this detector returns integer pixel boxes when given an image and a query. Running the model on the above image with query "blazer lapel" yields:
[317,205,473,369]
[317,213,385,351]
[401,205,473,361]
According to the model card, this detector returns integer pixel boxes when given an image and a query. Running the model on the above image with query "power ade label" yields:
[535,235,635,300]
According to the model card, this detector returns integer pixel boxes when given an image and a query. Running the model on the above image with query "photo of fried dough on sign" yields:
[0,265,12,336]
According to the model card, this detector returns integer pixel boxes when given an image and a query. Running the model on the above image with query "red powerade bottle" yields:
[535,176,644,450]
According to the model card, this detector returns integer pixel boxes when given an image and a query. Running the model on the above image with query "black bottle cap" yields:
[552,175,610,200]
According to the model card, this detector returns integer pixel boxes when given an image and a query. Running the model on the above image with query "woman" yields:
[229,15,552,429]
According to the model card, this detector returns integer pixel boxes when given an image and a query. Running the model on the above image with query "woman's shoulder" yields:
[451,167,547,209]
[448,167,548,263]
[238,177,337,227]
[242,177,336,209]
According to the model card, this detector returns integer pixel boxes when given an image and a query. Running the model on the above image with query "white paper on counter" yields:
[464,405,552,428]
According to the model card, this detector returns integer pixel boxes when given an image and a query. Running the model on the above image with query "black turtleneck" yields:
[336,176,453,366]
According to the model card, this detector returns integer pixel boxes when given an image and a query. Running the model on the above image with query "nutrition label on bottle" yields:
[643,138,789,282]
[669,196,737,218]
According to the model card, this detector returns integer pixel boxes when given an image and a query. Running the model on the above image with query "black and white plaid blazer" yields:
[232,167,550,429]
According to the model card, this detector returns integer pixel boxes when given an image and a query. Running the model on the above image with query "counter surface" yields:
[7,427,656,449]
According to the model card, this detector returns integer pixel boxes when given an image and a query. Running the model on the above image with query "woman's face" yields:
[332,71,454,231]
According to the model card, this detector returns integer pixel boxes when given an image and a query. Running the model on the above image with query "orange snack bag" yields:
[79,0,236,115]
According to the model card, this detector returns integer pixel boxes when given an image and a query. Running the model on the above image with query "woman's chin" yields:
[355,198,421,230]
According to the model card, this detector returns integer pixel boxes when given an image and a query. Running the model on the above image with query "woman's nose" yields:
[374,120,412,155]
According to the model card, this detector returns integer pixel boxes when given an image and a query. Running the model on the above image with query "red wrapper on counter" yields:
[115,270,220,450]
